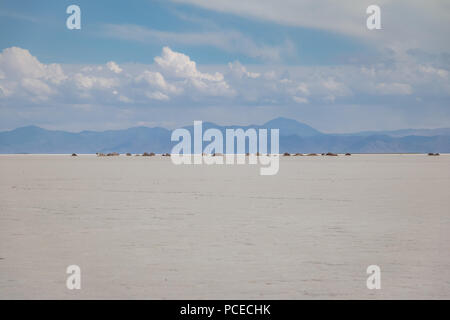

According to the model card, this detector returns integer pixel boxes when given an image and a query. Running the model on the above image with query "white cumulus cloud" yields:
[106,61,123,74]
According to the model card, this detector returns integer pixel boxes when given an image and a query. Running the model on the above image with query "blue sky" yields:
[0,0,369,65]
[0,0,449,132]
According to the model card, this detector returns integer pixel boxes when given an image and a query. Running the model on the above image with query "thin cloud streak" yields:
[101,24,294,62]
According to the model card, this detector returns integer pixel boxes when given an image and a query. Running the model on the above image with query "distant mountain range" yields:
[1,117,449,153]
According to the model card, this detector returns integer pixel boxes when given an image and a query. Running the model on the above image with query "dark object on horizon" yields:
[256,152,261,156]
[345,153,351,156]
[94,152,118,156]
[162,153,171,157]
[326,152,338,156]
[283,152,290,156]
[142,152,156,156]
[71,153,77,156]
[126,153,132,156]
[212,153,223,157]
[307,153,318,156]
[428,152,440,156]
[294,153,303,156]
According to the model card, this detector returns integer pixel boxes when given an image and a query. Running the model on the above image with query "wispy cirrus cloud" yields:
[100,23,294,62]
[0,10,42,23]
[170,0,450,53]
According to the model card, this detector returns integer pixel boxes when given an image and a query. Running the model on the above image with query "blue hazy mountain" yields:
[1,119,449,154]
[262,117,321,136]
[335,127,450,137]
[0,125,172,154]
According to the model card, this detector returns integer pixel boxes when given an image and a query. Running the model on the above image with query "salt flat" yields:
[0,154,449,299]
